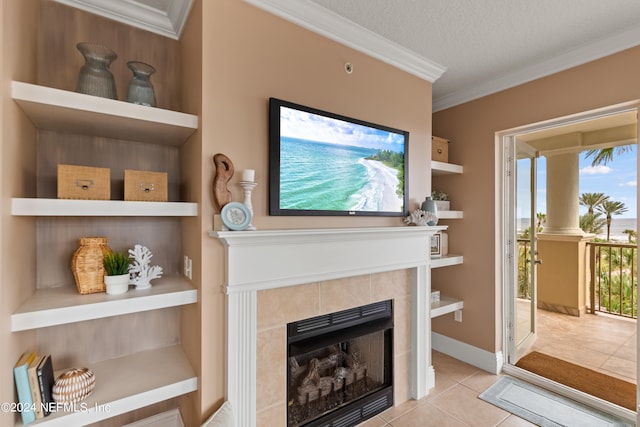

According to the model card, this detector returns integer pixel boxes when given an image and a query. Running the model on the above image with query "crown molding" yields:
[433,23,640,112]
[53,0,193,40]
[244,0,446,83]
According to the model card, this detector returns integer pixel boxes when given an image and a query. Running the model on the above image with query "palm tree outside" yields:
[596,200,628,241]
[585,145,634,166]
[579,192,608,214]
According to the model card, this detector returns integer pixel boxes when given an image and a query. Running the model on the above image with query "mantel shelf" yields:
[12,198,198,217]
[18,345,197,427]
[431,254,463,268]
[430,296,464,318]
[12,81,198,145]
[12,276,197,331]
[431,160,463,175]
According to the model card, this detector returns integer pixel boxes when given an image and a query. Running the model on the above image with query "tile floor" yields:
[532,309,637,384]
[358,351,535,426]
[355,309,636,426]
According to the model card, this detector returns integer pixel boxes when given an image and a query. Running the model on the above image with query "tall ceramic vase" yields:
[75,43,118,99]
[421,196,439,226]
[126,61,157,107]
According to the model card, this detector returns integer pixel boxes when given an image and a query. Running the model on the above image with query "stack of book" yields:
[13,352,55,425]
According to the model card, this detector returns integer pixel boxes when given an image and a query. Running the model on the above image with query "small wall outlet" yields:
[183,255,192,279]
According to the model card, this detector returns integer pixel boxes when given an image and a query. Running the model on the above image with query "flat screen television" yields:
[269,98,409,217]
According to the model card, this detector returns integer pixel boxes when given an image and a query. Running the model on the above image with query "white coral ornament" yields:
[128,244,163,290]
[405,209,438,226]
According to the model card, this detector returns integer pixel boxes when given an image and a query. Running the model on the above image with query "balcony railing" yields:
[518,239,638,319]
[588,241,637,318]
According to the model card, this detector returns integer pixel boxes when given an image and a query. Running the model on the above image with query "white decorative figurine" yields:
[128,244,163,290]
[405,209,438,226]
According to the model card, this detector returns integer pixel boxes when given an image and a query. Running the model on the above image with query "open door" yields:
[505,136,540,364]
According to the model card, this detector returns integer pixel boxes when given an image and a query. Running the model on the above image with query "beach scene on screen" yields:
[279,106,406,213]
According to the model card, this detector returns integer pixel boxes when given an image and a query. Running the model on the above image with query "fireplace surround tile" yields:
[256,326,286,410]
[255,271,414,425]
[318,274,372,314]
[257,283,320,330]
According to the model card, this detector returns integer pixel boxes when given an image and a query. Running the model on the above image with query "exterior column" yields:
[543,152,583,235]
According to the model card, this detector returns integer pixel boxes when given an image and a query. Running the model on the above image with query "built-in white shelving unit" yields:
[12,198,198,217]
[11,80,199,426]
[430,150,464,322]
[431,160,463,175]
[12,276,197,331]
[430,296,464,318]
[431,255,464,269]
[12,81,198,145]
[23,345,197,427]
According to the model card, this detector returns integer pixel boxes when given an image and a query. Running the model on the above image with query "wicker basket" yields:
[71,237,111,294]
[52,367,96,403]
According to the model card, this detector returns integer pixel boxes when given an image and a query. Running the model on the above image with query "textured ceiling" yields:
[309,0,640,110]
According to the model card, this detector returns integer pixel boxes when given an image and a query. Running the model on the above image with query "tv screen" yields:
[269,98,409,217]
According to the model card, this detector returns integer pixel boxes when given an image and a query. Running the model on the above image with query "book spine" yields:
[36,355,54,417]
[13,364,36,425]
[27,365,43,419]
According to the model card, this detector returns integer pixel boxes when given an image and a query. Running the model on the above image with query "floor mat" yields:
[479,376,633,427]
[516,351,636,411]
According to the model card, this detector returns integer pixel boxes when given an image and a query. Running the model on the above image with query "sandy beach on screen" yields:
[362,159,403,212]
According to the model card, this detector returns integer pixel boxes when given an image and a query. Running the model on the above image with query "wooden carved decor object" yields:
[213,153,234,211]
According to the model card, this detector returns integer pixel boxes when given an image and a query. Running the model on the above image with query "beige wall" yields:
[432,46,640,353]
[1,0,39,420]
[199,0,433,419]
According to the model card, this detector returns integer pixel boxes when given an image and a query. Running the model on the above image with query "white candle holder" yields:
[239,181,257,230]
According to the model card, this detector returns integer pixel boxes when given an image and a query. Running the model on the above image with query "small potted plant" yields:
[431,190,450,211]
[103,251,131,295]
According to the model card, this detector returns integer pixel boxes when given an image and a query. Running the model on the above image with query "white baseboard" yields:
[432,332,503,375]
[122,409,185,427]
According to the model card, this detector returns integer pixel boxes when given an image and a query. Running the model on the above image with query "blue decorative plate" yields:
[221,202,252,231]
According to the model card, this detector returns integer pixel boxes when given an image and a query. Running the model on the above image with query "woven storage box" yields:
[124,169,168,202]
[71,237,111,294]
[52,367,96,404]
[431,136,449,163]
[58,164,110,200]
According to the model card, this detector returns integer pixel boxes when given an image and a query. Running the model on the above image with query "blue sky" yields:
[529,146,637,218]
[280,106,405,152]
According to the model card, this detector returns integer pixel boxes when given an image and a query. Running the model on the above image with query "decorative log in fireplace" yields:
[287,301,393,427]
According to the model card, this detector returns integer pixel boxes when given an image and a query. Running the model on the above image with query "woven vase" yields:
[52,367,96,403]
[71,237,111,294]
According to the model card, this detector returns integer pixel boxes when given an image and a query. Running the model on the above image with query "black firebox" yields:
[287,300,394,427]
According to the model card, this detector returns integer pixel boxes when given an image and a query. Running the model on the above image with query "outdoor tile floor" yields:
[532,309,637,384]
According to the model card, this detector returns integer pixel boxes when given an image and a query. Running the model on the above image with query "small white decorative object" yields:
[128,244,163,290]
[405,209,438,226]
[239,181,257,230]
[52,367,96,404]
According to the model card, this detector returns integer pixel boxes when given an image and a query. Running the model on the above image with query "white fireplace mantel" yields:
[211,226,444,426]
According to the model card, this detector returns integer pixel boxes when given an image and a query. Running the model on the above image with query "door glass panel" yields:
[516,154,535,346]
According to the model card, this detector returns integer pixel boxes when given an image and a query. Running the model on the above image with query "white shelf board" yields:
[431,254,464,268]
[19,345,197,427]
[431,296,464,318]
[12,81,198,145]
[12,276,197,331]
[12,198,198,217]
[438,210,463,219]
[431,160,463,175]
